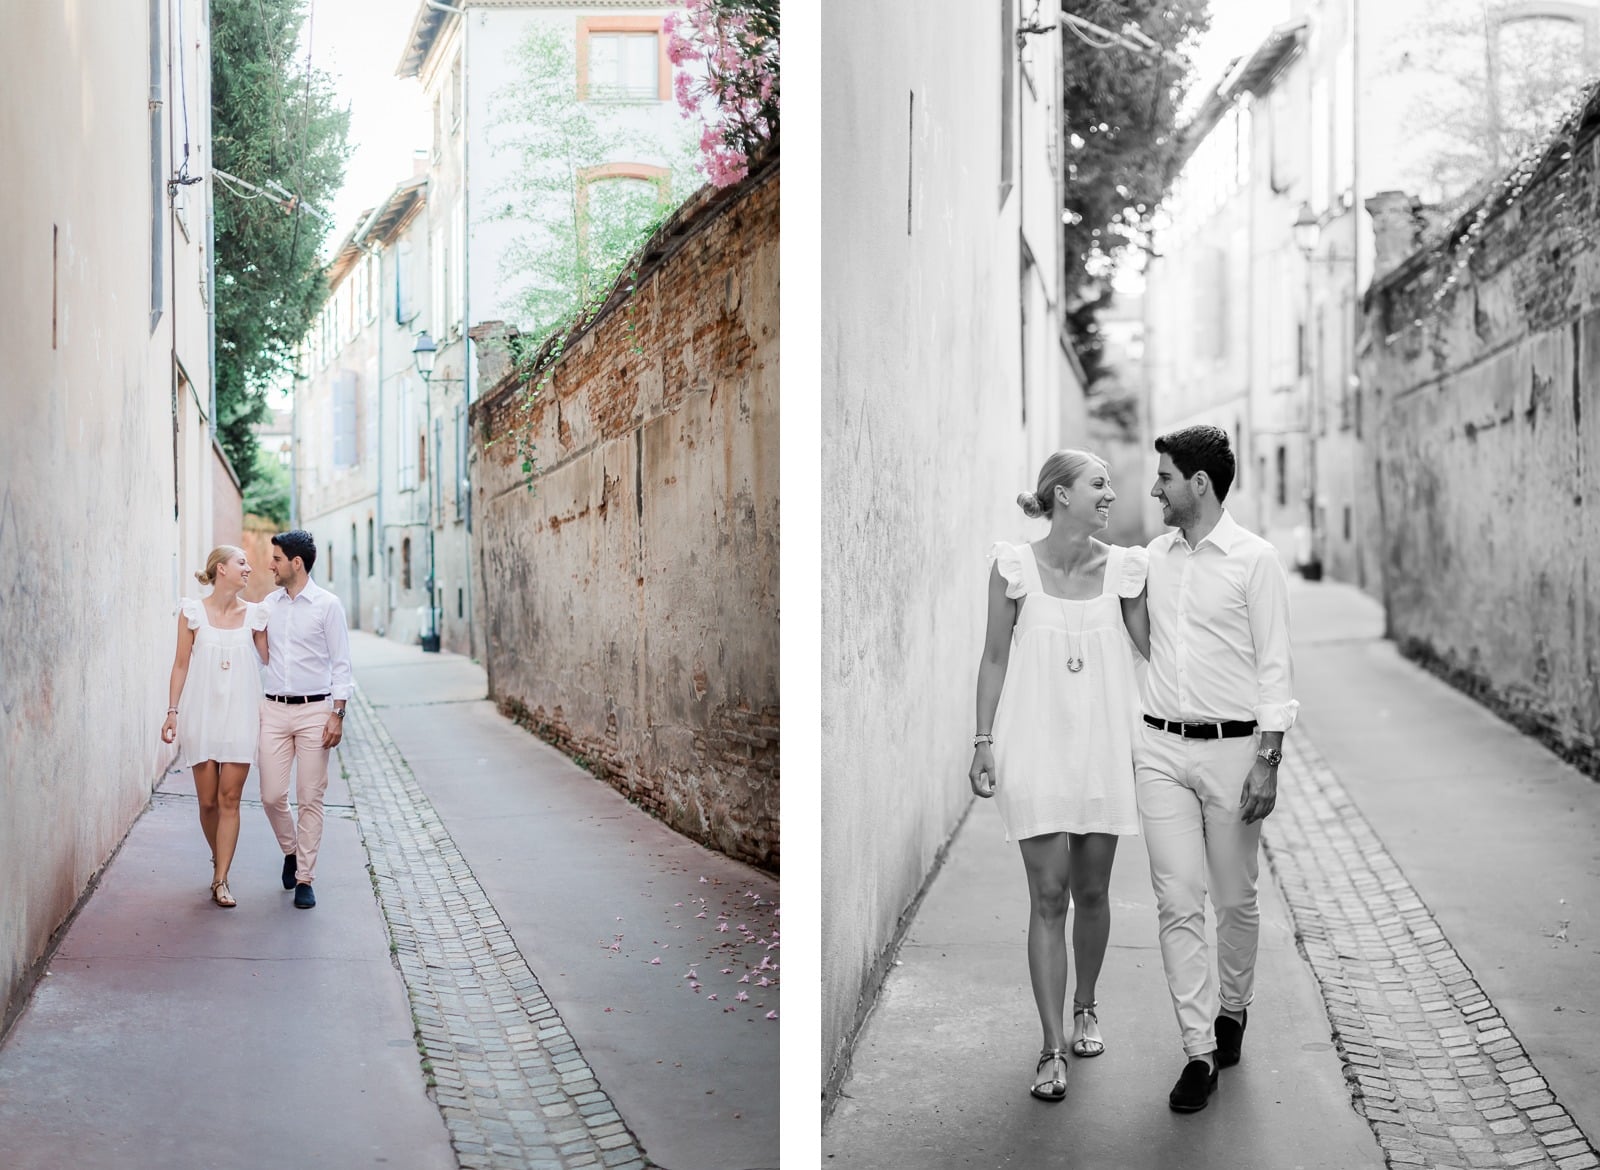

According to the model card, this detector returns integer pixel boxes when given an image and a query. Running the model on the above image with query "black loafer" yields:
[1169,1059,1218,1112]
[1216,1010,1248,1068]
[293,883,316,909]
[282,853,297,890]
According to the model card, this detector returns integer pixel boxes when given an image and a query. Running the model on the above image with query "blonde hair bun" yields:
[195,545,245,588]
[1017,491,1044,519]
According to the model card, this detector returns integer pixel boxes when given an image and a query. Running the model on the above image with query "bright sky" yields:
[1111,0,1292,294]
[305,0,432,247]
[1185,0,1294,109]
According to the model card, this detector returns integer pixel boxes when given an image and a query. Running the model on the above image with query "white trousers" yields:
[1134,722,1263,1058]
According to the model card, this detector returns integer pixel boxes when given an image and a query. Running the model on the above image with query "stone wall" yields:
[469,162,778,872]
[1360,95,1600,773]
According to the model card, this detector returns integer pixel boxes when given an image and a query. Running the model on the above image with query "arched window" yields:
[575,163,671,287]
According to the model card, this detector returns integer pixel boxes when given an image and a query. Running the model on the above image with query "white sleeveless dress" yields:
[177,598,268,767]
[988,542,1147,841]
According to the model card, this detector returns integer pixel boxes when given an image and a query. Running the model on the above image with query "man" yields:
[1137,425,1297,1112]
[258,530,352,910]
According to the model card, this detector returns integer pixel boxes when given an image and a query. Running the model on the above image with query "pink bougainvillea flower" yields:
[766,1011,778,1020]
[650,957,662,965]
[736,990,749,1002]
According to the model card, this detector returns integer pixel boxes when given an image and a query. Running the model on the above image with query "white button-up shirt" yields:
[260,576,353,700]
[1143,510,1299,732]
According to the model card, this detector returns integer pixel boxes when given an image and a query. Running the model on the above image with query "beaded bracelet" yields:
[972,733,994,747]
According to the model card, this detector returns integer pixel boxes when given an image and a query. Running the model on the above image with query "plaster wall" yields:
[821,0,1080,1092]
[1362,112,1600,769]
[1,0,214,1022]
[471,167,778,870]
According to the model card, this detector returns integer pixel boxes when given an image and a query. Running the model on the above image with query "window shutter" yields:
[332,369,359,468]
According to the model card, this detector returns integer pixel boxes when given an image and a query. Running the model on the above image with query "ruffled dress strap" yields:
[180,598,204,630]
[247,601,269,632]
[987,541,1030,600]
[1116,544,1150,598]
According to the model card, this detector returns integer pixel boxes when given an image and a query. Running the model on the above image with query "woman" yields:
[967,449,1150,1101]
[159,547,269,908]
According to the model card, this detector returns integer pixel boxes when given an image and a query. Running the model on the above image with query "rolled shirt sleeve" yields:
[1246,549,1299,732]
[326,596,354,700]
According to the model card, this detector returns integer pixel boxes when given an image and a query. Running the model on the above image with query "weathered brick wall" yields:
[469,162,778,872]
[1361,102,1600,773]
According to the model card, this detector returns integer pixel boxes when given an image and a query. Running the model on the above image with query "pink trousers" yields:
[257,698,332,886]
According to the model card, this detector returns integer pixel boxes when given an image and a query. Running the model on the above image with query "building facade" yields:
[3,0,216,1025]
[821,0,1087,1105]
[1148,0,1600,595]
[393,0,693,656]
[1144,20,1321,566]
[295,176,433,642]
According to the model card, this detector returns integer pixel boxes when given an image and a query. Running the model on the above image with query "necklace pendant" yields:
[1066,656,1085,673]
[221,659,231,671]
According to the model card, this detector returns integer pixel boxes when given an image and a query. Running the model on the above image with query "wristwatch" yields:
[332,706,346,720]
[1256,746,1282,767]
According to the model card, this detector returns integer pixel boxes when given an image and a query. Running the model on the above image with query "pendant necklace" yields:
[1065,599,1086,673]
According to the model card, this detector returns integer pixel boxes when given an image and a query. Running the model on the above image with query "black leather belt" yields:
[266,693,329,705]
[1143,715,1257,740]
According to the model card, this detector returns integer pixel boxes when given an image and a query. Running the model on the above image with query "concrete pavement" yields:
[823,576,1600,1169]
[0,632,777,1170]
[0,764,456,1170]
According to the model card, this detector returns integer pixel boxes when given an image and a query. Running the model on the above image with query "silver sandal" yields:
[1072,1001,1105,1058]
[1031,1047,1068,1100]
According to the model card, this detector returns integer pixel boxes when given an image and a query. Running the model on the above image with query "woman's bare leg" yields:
[1068,832,1119,1052]
[193,762,220,869]
[213,763,249,885]
[1019,833,1073,1051]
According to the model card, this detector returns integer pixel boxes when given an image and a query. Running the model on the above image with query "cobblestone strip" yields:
[1267,734,1598,1170]
[339,687,651,1170]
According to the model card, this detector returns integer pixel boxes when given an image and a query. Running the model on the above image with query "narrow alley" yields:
[823,579,1600,1170]
[0,634,779,1170]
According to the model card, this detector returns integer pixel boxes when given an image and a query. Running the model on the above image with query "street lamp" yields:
[412,330,442,651]
[1292,200,1321,256]
[1292,203,1325,580]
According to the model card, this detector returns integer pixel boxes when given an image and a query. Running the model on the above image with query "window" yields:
[579,18,669,102]
[1000,0,1014,206]
[419,430,428,484]
[1276,445,1287,508]
[331,370,359,469]
[367,518,374,576]
[454,405,468,521]
[402,537,412,590]
[1343,505,1352,541]
[449,201,465,338]
[575,165,670,278]
[149,0,164,331]
[450,54,463,132]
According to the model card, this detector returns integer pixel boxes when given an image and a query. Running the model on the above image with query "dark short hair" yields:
[1154,425,1235,502]
[271,529,318,574]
